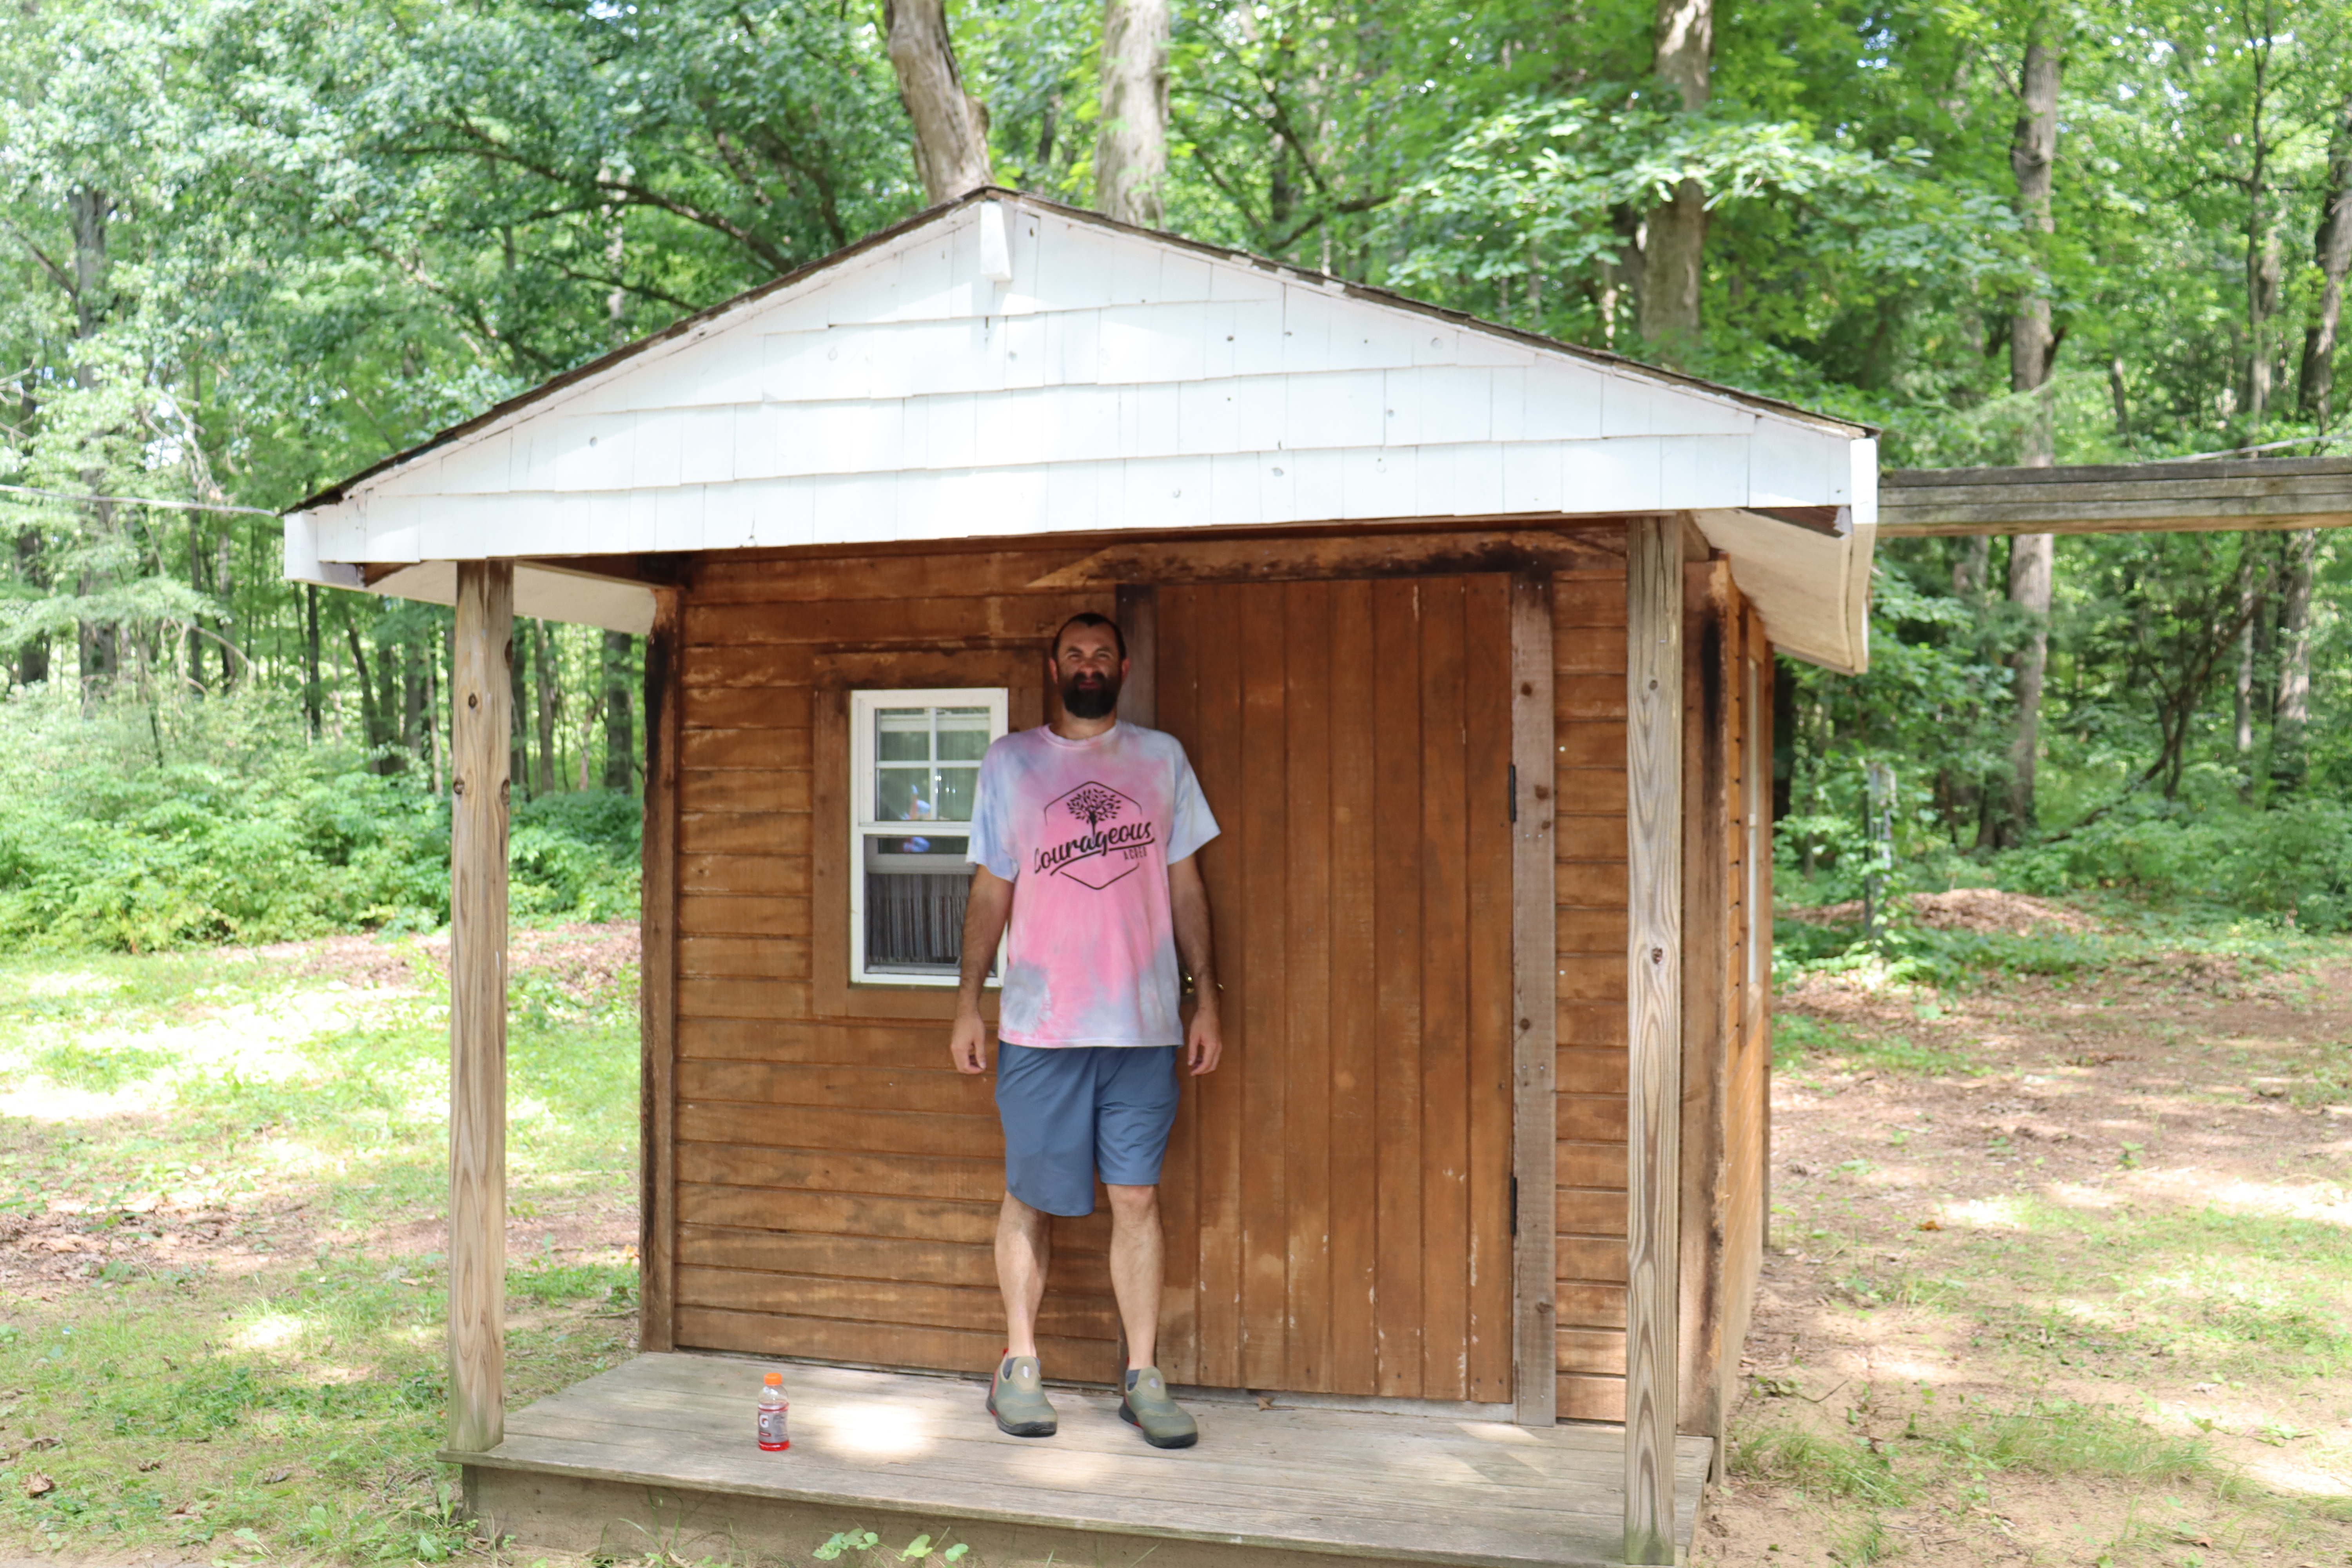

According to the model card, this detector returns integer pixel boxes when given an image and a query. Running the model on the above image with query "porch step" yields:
[448,1354,1708,1567]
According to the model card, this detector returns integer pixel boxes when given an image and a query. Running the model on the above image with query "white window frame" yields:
[848,687,1009,987]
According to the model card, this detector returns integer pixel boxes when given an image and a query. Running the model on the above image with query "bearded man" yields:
[949,612,1223,1450]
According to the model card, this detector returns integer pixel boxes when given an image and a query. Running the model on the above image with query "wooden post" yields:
[638,588,683,1354]
[1679,563,1735,1444]
[1623,519,1683,1564]
[1509,573,1558,1428]
[448,559,514,1455]
[1116,583,1158,728]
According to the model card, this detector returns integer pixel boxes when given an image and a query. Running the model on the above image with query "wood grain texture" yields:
[1371,578,1426,1396]
[1417,577,1470,1399]
[1281,580,1333,1392]
[1879,456,2352,536]
[1464,577,1515,1406]
[1238,587,1290,1390]
[1114,583,1157,728]
[1026,527,1626,588]
[454,1354,1714,1566]
[1621,517,1682,1564]
[1154,584,1203,1382]
[1512,577,1562,1426]
[449,559,515,1453]
[1326,579,1379,1397]
[1677,563,1735,1439]
[641,587,685,1355]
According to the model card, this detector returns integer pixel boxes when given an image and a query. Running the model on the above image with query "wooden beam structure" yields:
[1114,583,1159,728]
[1508,572,1558,1428]
[1880,457,2352,537]
[637,588,683,1354]
[448,559,514,1454]
[1622,519,1683,1564]
[1026,527,1624,588]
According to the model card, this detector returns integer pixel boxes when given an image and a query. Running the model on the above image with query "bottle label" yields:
[759,1406,788,1448]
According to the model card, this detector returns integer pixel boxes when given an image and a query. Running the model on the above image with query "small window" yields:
[848,688,1008,986]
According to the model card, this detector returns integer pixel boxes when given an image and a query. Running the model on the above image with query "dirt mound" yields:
[1784,887,2092,936]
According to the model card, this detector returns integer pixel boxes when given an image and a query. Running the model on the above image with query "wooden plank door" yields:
[1153,576,1515,1402]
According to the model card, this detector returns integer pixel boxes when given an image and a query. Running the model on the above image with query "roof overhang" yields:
[285,189,1876,672]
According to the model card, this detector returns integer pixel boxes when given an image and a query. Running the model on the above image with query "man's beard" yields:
[1060,668,1121,720]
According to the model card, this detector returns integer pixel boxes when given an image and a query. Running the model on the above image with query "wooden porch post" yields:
[449,559,514,1454]
[638,588,682,1354]
[1622,520,1683,1563]
[1509,572,1558,1427]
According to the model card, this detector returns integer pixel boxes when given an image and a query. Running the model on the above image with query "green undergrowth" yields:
[0,685,641,954]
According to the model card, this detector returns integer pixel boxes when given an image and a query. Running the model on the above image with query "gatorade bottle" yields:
[758,1372,790,1451]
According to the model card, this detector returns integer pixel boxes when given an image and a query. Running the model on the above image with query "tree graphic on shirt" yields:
[1065,784,1123,831]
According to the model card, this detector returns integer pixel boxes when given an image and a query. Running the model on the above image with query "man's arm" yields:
[1168,855,1223,1076]
[949,866,1014,1074]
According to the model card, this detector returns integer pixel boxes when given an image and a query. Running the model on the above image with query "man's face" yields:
[1054,625,1126,720]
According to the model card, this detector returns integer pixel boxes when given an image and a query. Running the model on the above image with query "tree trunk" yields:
[342,603,379,757]
[884,0,995,204]
[15,528,48,687]
[510,613,531,799]
[2001,23,2061,842]
[2241,29,2281,424]
[2272,528,2316,789]
[215,528,236,686]
[1639,0,1711,360]
[2298,91,2352,426]
[2009,28,2060,461]
[2005,533,2053,838]
[304,585,322,739]
[2234,559,2259,800]
[534,619,558,796]
[1096,0,1169,227]
[603,630,635,791]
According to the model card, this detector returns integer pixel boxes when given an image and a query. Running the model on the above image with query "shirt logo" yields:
[1034,780,1156,889]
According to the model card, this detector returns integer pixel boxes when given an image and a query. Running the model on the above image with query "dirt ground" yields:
[0,923,641,1303]
[1693,946,2352,1565]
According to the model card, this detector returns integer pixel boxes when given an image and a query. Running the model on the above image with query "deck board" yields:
[452,1354,1710,1567]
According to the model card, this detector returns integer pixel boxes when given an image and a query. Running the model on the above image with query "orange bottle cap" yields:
[764,1372,782,1385]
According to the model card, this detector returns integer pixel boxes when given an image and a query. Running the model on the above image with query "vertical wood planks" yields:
[1508,573,1559,1426]
[1238,587,1290,1388]
[1115,584,1158,728]
[1154,586,1201,1382]
[1677,562,1734,1438]
[1417,577,1471,1399]
[1754,608,1777,1256]
[1371,579,1426,1396]
[639,587,684,1355]
[1191,584,1247,1388]
[1622,519,1682,1564]
[449,559,514,1454]
[1325,580,1380,1396]
[1463,577,1516,1405]
[1282,581,1335,1390]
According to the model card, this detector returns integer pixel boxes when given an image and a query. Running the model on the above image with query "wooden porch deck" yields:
[446,1354,1711,1568]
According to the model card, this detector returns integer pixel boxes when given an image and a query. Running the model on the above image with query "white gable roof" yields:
[285,191,1877,671]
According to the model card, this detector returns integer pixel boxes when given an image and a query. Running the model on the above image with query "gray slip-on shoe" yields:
[987,1354,1057,1437]
[1118,1366,1198,1449]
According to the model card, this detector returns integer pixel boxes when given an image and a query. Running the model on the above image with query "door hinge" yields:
[1510,1174,1519,1236]
[1506,762,1518,823]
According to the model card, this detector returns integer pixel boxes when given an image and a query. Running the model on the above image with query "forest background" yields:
[2,0,2350,951]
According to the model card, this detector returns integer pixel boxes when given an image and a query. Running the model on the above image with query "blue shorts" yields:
[994,1043,1181,1218]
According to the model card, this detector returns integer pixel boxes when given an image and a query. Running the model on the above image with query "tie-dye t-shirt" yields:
[965,721,1220,1048]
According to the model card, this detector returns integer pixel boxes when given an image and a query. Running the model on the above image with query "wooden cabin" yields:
[285,190,1875,1567]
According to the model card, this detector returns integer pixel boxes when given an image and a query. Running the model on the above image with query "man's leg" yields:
[1105,1182,1163,1370]
[996,1191,1053,1357]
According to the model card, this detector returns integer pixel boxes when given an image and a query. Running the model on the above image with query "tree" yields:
[1640,0,1711,358]
[1097,0,1170,226]
[2298,88,2352,426]
[886,0,996,202]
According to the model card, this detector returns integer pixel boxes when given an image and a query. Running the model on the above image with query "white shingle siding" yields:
[289,196,1875,670]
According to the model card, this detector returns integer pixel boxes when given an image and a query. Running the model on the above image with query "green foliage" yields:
[0,685,637,952]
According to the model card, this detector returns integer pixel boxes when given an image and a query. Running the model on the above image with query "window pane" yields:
[873,834,968,859]
[864,869,969,975]
[936,710,993,761]
[876,768,927,822]
[876,709,931,763]
[934,765,980,822]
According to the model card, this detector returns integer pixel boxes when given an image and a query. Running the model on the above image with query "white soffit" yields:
[284,192,1875,667]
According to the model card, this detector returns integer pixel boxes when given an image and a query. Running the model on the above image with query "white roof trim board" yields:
[285,191,1877,671]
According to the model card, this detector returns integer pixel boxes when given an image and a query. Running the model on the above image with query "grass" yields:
[1733,922,2352,1563]
[0,942,640,1559]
